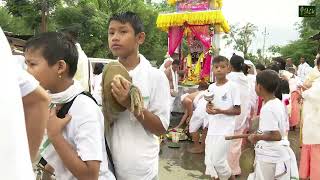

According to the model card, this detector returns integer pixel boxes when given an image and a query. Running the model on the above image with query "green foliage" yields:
[223,23,258,59]
[0,7,33,34]
[280,39,317,65]
[279,0,320,66]
[0,0,170,64]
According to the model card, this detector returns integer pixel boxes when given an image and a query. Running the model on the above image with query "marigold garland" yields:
[167,0,223,9]
[156,10,230,33]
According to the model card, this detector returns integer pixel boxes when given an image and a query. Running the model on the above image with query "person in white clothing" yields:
[0,27,49,180]
[24,32,115,180]
[205,56,241,180]
[62,27,93,92]
[227,55,251,176]
[159,54,173,71]
[107,12,171,180]
[164,59,180,111]
[248,70,291,180]
[92,63,104,105]
[174,81,208,131]
[297,57,312,83]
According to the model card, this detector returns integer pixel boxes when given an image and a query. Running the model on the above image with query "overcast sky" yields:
[153,0,311,54]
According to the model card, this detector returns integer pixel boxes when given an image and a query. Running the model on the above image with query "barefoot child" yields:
[248,70,291,180]
[107,12,171,179]
[24,32,115,179]
[205,56,241,180]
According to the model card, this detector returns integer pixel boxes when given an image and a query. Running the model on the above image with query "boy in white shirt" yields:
[24,32,115,180]
[107,12,171,180]
[248,70,291,180]
[205,56,241,180]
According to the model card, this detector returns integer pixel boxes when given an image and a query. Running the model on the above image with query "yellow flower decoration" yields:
[167,0,177,5]
[156,10,230,33]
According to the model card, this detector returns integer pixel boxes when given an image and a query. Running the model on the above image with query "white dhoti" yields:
[247,160,291,180]
[189,98,208,133]
[188,110,205,133]
[205,135,232,180]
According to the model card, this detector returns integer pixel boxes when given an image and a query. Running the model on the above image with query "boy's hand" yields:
[47,106,72,140]
[206,103,221,115]
[111,75,131,109]
[248,134,258,144]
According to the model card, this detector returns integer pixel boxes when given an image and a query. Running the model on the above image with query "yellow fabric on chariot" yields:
[156,10,230,33]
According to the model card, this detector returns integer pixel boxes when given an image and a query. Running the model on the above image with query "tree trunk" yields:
[40,0,48,33]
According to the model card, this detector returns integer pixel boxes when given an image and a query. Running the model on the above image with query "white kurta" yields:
[297,62,312,83]
[74,43,93,92]
[110,54,171,180]
[302,78,320,144]
[0,27,38,180]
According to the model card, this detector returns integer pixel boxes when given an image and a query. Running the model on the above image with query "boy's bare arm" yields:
[218,105,241,115]
[50,135,100,180]
[47,109,100,180]
[135,109,166,136]
[22,86,50,161]
[248,131,282,144]
[206,104,241,116]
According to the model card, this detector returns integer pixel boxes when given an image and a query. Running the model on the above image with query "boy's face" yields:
[25,49,61,91]
[213,61,229,79]
[255,83,261,96]
[108,21,145,58]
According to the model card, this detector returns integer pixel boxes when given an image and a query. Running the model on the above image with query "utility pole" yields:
[262,27,269,65]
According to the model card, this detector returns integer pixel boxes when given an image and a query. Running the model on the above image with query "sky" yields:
[153,0,311,54]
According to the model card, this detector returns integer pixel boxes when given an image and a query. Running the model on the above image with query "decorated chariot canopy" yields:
[156,0,230,33]
[156,0,230,85]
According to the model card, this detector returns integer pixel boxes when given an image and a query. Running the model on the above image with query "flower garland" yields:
[167,0,223,9]
[156,10,230,33]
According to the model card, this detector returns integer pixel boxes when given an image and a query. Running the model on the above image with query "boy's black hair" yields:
[198,81,209,90]
[172,60,180,66]
[256,70,280,94]
[267,64,280,73]
[230,54,244,72]
[317,56,320,66]
[212,55,228,64]
[243,64,250,76]
[273,57,286,70]
[24,32,78,78]
[108,11,144,35]
[256,63,266,71]
[93,63,104,75]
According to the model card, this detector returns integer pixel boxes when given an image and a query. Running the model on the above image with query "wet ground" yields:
[159,113,301,180]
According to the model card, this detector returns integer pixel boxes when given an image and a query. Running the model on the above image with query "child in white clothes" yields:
[205,56,241,180]
[24,32,115,180]
[248,70,291,180]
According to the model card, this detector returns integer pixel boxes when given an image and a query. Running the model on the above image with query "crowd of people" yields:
[161,48,320,179]
[1,10,320,180]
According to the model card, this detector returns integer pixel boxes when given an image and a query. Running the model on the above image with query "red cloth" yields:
[289,90,301,127]
[299,144,320,179]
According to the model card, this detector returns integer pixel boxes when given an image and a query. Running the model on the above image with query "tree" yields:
[268,45,281,56]
[223,23,258,59]
[278,0,320,66]
[1,0,170,64]
[0,7,33,34]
